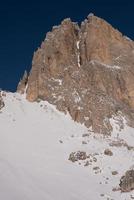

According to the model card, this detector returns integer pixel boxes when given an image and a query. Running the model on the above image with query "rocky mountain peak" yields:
[17,14,134,134]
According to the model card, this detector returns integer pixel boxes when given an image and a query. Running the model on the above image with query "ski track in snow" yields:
[0,92,134,200]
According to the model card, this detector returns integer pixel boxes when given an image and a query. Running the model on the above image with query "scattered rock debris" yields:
[69,151,88,162]
[84,161,90,167]
[112,171,118,176]
[109,140,134,151]
[82,141,87,144]
[82,133,90,137]
[104,149,113,156]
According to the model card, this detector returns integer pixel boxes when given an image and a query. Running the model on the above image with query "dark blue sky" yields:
[0,0,133,91]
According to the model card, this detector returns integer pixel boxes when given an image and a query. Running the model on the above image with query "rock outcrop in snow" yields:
[17,14,134,134]
[17,70,28,94]
[120,170,134,192]
[0,91,5,110]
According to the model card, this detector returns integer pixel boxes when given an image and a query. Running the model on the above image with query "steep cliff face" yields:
[17,14,134,134]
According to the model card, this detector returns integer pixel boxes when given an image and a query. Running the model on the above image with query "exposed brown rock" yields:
[69,151,88,162]
[119,170,134,192]
[17,14,134,134]
[84,160,90,167]
[104,149,113,156]
[112,171,118,175]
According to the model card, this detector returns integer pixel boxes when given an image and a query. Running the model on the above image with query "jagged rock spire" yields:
[17,14,134,134]
[17,70,28,94]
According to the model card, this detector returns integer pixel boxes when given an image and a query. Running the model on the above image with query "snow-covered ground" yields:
[0,92,134,200]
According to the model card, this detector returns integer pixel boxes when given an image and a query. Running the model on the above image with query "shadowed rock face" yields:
[17,70,28,94]
[0,92,5,110]
[17,14,134,134]
[120,170,134,192]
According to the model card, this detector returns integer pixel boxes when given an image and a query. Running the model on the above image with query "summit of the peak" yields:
[17,14,134,134]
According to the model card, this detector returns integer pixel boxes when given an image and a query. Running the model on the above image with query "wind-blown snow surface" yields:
[0,92,134,200]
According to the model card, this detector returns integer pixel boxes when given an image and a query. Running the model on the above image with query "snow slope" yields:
[0,92,134,200]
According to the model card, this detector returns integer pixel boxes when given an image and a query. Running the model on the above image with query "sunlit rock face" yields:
[17,14,134,134]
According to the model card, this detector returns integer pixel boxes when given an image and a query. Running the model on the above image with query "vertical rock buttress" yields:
[17,14,134,134]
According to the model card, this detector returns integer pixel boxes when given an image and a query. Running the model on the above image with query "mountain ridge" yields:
[0,14,134,198]
[17,14,134,134]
